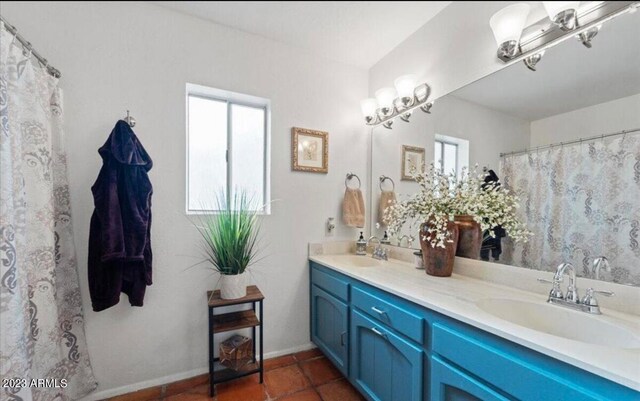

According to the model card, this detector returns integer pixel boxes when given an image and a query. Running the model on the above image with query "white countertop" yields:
[309,252,640,392]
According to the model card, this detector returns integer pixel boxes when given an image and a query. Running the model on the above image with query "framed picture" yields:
[401,145,425,180]
[291,127,328,173]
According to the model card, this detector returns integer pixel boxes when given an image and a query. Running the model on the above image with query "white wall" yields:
[369,1,528,101]
[530,93,640,147]
[1,2,368,398]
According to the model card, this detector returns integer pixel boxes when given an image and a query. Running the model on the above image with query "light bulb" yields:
[360,98,378,123]
[375,87,397,115]
[489,3,530,46]
[394,74,417,106]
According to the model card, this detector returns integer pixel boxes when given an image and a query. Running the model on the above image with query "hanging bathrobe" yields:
[88,120,153,311]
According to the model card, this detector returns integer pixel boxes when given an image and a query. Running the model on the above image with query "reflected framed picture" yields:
[401,145,425,180]
[291,127,328,173]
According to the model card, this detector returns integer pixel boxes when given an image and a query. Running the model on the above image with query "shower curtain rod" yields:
[0,15,61,78]
[500,127,640,158]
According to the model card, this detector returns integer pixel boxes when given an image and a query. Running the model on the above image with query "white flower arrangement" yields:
[384,164,532,248]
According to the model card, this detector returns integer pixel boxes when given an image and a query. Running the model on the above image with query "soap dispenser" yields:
[356,232,367,255]
[381,231,391,245]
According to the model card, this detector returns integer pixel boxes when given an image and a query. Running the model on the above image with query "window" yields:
[186,83,270,214]
[434,140,458,175]
[434,134,469,178]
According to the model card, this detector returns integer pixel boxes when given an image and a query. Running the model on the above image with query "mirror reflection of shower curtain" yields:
[0,24,97,400]
[500,134,640,286]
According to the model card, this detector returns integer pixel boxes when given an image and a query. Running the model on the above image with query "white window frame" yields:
[435,133,469,178]
[435,139,459,175]
[186,83,271,215]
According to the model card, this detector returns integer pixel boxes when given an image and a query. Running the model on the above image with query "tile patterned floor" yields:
[107,349,364,401]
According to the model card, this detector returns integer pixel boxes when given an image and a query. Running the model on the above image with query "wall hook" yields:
[124,110,136,128]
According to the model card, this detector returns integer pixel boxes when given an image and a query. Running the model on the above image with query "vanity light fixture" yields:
[543,1,581,31]
[420,101,433,114]
[375,87,397,117]
[523,50,545,71]
[360,98,378,124]
[489,3,531,61]
[394,74,417,107]
[490,1,638,72]
[361,78,432,128]
[578,24,601,48]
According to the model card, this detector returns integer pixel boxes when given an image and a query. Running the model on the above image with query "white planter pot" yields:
[220,273,247,299]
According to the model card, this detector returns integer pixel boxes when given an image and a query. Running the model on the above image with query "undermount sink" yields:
[320,254,384,268]
[476,298,640,349]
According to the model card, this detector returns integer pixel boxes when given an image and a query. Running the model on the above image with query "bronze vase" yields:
[420,220,459,277]
[454,215,482,260]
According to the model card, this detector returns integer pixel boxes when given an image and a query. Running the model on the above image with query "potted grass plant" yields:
[193,191,263,299]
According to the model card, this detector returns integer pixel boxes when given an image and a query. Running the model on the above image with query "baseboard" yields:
[79,342,317,401]
[262,341,316,360]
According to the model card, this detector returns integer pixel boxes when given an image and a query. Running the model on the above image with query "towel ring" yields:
[379,175,395,191]
[345,173,361,189]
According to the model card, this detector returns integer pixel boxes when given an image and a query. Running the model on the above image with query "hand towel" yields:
[343,187,365,228]
[378,190,397,226]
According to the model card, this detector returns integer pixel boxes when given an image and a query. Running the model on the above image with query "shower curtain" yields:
[1,24,97,400]
[500,134,640,286]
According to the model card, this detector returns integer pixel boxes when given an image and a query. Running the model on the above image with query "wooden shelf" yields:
[212,310,260,333]
[213,360,260,384]
[207,285,264,396]
[207,285,265,307]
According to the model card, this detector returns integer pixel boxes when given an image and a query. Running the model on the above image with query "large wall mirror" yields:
[369,8,639,286]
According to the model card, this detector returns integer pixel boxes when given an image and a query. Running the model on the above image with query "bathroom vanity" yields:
[308,251,639,401]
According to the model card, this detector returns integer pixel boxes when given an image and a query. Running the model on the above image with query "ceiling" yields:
[451,8,640,121]
[153,1,451,68]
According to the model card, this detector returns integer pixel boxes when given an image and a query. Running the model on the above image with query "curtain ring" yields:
[24,41,33,59]
[10,28,18,46]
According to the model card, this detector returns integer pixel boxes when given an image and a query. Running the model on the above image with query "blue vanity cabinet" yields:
[310,285,349,375]
[431,355,510,401]
[309,261,640,401]
[350,309,424,401]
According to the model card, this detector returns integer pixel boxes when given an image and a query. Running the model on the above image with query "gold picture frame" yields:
[291,127,329,173]
[401,145,425,180]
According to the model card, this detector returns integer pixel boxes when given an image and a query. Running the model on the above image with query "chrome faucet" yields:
[397,234,415,249]
[367,236,388,261]
[592,256,611,280]
[538,262,614,315]
[554,262,579,303]
[397,235,409,247]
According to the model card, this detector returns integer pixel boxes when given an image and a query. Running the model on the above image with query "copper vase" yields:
[454,215,482,259]
[420,221,459,277]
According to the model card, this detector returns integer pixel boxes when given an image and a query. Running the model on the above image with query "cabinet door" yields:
[311,285,349,375]
[431,355,511,401]
[350,309,423,401]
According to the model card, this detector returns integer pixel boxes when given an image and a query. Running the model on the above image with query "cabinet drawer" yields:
[432,323,629,401]
[352,285,423,344]
[311,266,349,301]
